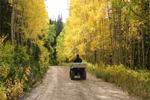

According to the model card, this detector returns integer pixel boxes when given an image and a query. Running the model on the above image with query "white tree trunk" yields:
[11,0,15,52]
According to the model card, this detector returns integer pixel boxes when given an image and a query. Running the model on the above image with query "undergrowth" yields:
[0,37,50,100]
[86,62,150,100]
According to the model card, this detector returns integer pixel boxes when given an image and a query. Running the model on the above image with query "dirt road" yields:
[21,66,136,100]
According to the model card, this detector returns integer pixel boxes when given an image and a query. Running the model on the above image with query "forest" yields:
[0,0,150,100]
[0,0,63,99]
[57,0,150,69]
[56,0,150,99]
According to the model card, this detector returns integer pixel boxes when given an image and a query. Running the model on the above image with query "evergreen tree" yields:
[50,15,63,65]
[55,15,63,38]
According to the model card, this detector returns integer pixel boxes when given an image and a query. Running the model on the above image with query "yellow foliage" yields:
[10,79,23,99]
[25,67,31,76]
[57,0,145,65]
[0,35,7,45]
[86,63,150,99]
[0,64,10,78]
[0,87,7,100]
[11,0,49,44]
[57,0,110,62]
[39,47,50,68]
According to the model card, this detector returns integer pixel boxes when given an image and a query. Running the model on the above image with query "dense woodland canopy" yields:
[0,0,150,99]
[0,0,63,99]
[57,0,150,69]
[56,1,150,98]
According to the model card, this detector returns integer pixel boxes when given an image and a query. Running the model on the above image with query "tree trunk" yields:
[138,39,141,67]
[94,50,96,63]
[118,7,123,64]
[142,27,145,68]
[107,1,113,65]
[125,17,129,66]
[11,0,15,51]
[141,0,145,68]
[133,39,135,68]
[20,8,25,46]
[113,10,117,65]
[130,39,133,68]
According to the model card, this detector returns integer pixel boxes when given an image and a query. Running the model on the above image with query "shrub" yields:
[14,45,30,66]
[85,62,97,75]
[0,86,7,100]
[86,63,150,99]
[0,36,50,99]
[96,70,110,82]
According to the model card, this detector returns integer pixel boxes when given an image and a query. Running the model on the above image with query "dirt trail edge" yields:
[21,66,137,100]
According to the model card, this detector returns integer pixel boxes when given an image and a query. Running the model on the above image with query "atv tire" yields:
[81,70,86,80]
[70,70,75,80]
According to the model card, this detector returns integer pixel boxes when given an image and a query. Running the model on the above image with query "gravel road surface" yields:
[21,66,136,100]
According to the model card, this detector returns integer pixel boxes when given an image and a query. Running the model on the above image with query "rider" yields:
[74,54,82,63]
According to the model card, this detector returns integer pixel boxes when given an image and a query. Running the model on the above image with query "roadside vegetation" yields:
[86,62,150,99]
[0,36,49,100]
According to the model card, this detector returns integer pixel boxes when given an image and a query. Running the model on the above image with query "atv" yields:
[70,63,86,80]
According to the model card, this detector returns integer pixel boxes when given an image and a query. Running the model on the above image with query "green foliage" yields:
[0,0,51,99]
[39,47,50,69]
[56,28,66,63]
[44,24,56,65]
[96,70,110,82]
[85,62,97,75]
[51,16,64,65]
[0,64,10,79]
[14,45,30,66]
[0,42,13,80]
[0,0,11,39]
[55,15,64,37]
[86,63,150,99]
[0,42,14,65]
[47,25,56,43]
[0,35,50,99]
